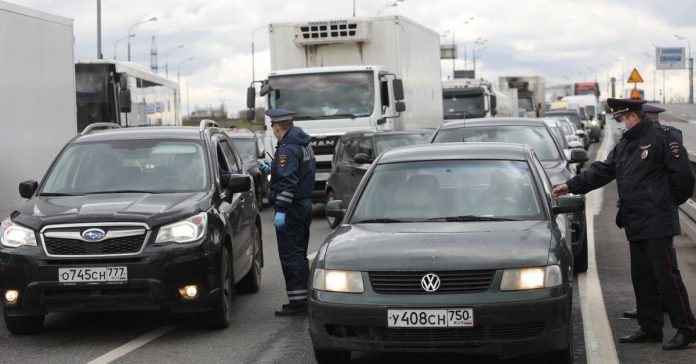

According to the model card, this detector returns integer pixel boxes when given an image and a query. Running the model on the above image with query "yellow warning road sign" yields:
[627,68,644,83]
[630,88,642,100]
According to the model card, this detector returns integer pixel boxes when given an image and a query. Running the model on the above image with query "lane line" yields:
[578,126,619,364]
[85,325,177,364]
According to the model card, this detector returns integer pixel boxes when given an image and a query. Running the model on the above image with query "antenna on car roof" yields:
[199,119,219,132]
[80,122,121,136]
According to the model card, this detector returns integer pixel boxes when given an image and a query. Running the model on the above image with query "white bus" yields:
[75,60,181,131]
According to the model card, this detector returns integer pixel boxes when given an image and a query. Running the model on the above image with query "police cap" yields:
[265,108,297,124]
[607,98,646,119]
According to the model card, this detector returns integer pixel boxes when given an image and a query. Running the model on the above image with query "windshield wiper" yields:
[352,218,411,224]
[39,192,81,196]
[425,215,521,222]
[84,190,160,195]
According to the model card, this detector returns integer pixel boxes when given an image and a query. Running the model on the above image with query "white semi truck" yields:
[499,76,546,118]
[247,15,443,202]
[442,79,513,119]
[0,1,77,218]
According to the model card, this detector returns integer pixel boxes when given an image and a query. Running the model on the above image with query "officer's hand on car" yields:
[552,183,569,198]
[259,160,271,174]
[274,211,286,229]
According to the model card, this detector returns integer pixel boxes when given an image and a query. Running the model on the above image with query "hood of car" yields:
[541,161,572,185]
[322,221,553,271]
[12,192,210,230]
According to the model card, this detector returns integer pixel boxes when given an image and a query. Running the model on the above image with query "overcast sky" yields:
[10,0,696,114]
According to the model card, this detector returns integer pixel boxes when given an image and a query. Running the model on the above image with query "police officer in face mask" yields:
[553,98,696,350]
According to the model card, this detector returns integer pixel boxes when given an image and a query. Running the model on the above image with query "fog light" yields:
[4,290,19,304]
[178,285,199,300]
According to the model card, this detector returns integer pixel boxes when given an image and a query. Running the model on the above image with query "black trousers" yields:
[275,199,312,304]
[630,236,696,333]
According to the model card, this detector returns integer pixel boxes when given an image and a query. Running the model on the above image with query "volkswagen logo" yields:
[420,273,441,292]
[82,228,106,242]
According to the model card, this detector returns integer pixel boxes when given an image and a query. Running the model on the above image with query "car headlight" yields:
[500,265,562,291]
[155,212,207,244]
[1,219,37,248]
[312,268,364,293]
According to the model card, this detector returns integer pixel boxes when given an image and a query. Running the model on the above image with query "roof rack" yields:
[81,122,121,136]
[199,119,219,132]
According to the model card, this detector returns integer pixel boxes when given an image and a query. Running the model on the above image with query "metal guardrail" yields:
[678,151,696,242]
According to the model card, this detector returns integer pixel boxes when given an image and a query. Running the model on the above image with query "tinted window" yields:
[340,138,360,162]
[433,125,561,161]
[42,140,208,194]
[351,160,543,222]
[229,138,257,159]
[375,133,432,155]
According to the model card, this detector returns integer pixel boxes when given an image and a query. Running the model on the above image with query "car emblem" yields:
[82,228,106,242]
[420,273,441,292]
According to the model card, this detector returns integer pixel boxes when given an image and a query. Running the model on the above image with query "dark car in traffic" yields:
[311,143,583,363]
[324,130,432,228]
[0,121,263,334]
[226,129,270,209]
[431,118,590,272]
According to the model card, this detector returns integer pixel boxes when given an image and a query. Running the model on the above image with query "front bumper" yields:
[0,239,220,316]
[309,287,572,357]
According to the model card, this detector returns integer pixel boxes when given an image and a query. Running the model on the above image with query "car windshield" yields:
[41,140,209,195]
[432,125,561,161]
[351,160,543,222]
[374,133,432,155]
[230,138,257,159]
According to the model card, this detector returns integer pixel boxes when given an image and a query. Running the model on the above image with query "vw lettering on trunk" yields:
[420,273,441,292]
[82,228,106,242]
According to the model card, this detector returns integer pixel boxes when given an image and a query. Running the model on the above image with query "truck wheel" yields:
[314,347,350,364]
[325,190,340,229]
[203,247,235,329]
[574,232,589,273]
[237,226,262,294]
[3,309,44,335]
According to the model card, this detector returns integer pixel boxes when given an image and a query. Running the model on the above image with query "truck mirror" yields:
[246,87,256,108]
[395,101,406,113]
[246,109,256,121]
[119,89,132,113]
[490,95,497,110]
[259,83,272,97]
[118,73,128,90]
[393,79,405,101]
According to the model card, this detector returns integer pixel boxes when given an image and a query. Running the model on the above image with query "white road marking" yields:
[578,126,619,364]
[307,251,317,261]
[85,325,177,364]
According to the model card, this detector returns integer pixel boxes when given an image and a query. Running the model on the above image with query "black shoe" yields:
[274,303,307,316]
[623,309,638,319]
[619,328,663,343]
[663,332,696,350]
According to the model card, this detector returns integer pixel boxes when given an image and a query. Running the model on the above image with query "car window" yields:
[229,138,257,159]
[351,160,543,222]
[219,139,242,174]
[374,133,432,155]
[340,138,359,163]
[42,140,209,194]
[432,125,561,161]
[223,141,244,174]
[356,137,374,159]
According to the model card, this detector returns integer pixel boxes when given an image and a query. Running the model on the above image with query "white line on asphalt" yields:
[85,325,177,364]
[578,126,619,364]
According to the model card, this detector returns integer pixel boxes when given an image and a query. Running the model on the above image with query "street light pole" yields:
[176,58,193,123]
[163,45,184,78]
[97,0,102,59]
[613,56,625,98]
[675,34,693,104]
[113,34,135,60]
[599,63,610,95]
[127,17,157,62]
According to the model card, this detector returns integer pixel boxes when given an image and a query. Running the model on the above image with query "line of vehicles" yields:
[1,3,607,362]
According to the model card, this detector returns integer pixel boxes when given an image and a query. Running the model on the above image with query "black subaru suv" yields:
[0,121,263,334]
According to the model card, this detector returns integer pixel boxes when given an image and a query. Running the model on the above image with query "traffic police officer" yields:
[553,98,696,350]
[260,108,316,316]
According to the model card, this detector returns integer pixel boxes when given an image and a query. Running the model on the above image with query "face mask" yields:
[616,123,627,135]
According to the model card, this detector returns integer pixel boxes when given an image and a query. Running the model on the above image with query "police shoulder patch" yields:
[669,141,682,158]
[278,154,288,167]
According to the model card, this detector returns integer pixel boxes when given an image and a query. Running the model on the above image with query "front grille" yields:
[310,135,340,155]
[369,270,495,294]
[45,234,145,256]
[384,327,486,341]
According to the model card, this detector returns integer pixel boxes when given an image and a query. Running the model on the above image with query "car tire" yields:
[203,246,235,329]
[237,226,262,294]
[3,308,44,335]
[544,325,574,364]
[255,180,264,211]
[314,347,350,364]
[574,231,589,273]
[325,190,340,229]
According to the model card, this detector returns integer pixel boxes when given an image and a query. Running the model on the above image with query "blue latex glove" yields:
[274,212,286,229]
[259,160,271,174]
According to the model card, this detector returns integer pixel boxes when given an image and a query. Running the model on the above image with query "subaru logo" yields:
[82,228,106,242]
[420,273,441,292]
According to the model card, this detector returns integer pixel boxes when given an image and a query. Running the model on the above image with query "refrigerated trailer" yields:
[247,15,443,203]
[0,1,77,218]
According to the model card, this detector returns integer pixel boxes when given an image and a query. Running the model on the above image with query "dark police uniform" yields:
[266,109,316,315]
[564,98,696,348]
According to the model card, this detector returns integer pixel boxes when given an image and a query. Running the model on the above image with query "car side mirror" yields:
[570,149,589,163]
[325,200,346,220]
[395,101,406,113]
[259,83,272,97]
[227,174,252,193]
[552,196,585,214]
[118,72,129,90]
[119,89,132,113]
[19,180,38,199]
[353,153,372,164]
